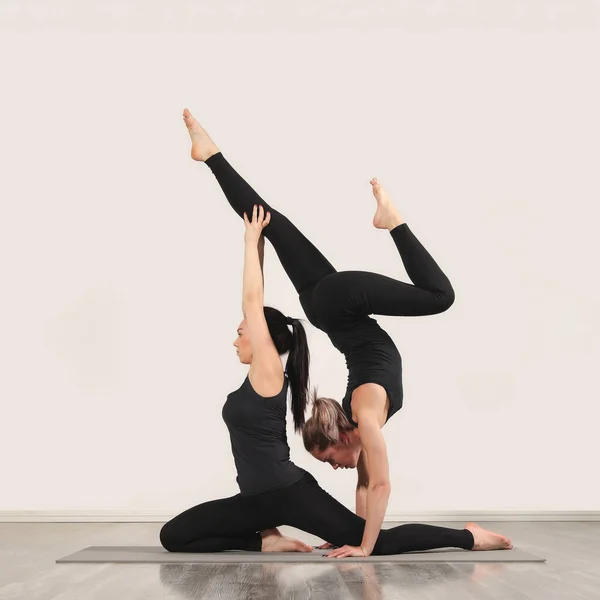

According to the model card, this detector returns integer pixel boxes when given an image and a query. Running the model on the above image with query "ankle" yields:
[202,147,220,163]
[386,217,404,231]
[260,528,279,539]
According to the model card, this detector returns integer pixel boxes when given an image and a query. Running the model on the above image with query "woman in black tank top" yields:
[158,110,512,558]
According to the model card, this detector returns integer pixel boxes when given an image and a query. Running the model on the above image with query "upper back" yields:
[222,375,289,436]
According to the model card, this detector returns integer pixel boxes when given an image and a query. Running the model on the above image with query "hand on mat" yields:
[326,544,369,559]
[316,542,337,549]
[244,204,271,244]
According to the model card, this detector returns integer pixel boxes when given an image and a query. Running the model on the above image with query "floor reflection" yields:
[159,559,507,599]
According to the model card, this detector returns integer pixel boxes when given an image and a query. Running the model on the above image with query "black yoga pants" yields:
[204,152,454,329]
[160,473,473,555]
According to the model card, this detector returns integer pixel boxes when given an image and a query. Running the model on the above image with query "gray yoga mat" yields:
[56,546,545,564]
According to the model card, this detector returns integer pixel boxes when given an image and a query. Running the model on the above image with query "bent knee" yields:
[437,287,455,312]
[159,521,182,552]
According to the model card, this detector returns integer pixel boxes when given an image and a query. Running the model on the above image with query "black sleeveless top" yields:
[300,272,405,430]
[222,375,306,496]
[328,318,404,427]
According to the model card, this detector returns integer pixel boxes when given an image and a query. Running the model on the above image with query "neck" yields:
[349,428,361,447]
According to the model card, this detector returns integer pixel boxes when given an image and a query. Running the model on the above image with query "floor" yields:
[1,521,599,599]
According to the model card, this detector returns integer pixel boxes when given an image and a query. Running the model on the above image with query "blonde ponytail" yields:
[302,387,354,452]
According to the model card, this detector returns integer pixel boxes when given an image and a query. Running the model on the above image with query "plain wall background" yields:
[1,1,599,517]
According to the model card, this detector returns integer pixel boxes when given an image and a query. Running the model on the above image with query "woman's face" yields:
[311,436,360,470]
[233,319,253,364]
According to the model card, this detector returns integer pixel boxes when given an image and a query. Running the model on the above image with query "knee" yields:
[159,521,181,553]
[437,287,455,312]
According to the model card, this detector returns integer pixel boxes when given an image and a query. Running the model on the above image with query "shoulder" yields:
[351,383,388,427]
[248,368,287,398]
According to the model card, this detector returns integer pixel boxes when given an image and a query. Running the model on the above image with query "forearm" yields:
[242,239,264,308]
[257,235,265,286]
[360,484,391,555]
[356,486,368,520]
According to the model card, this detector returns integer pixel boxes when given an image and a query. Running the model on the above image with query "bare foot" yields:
[182,108,220,162]
[465,522,513,551]
[370,178,404,231]
[260,528,313,553]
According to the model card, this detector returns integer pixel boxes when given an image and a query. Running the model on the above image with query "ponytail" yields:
[302,390,354,452]
[285,317,310,432]
[263,307,310,433]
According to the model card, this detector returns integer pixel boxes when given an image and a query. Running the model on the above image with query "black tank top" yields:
[329,318,404,427]
[222,375,306,496]
[300,281,404,430]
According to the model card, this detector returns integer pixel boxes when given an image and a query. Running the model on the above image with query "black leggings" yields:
[204,152,454,329]
[160,473,473,554]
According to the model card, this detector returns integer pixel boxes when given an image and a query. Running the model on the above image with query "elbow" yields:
[369,481,391,495]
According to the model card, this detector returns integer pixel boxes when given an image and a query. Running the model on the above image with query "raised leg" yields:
[182,109,336,296]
